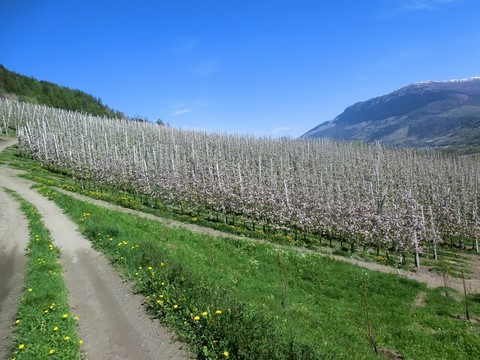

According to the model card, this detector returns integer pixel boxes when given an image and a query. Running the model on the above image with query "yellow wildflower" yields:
[223,351,229,357]
[18,344,25,350]
[53,326,59,331]
[202,311,208,316]
[215,310,222,315]
[64,336,70,341]
[193,315,200,321]
[48,349,55,355]
[62,314,68,319]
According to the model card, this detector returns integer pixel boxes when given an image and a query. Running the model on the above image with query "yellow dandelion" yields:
[27,288,32,292]
[215,310,222,315]
[79,339,84,345]
[193,315,200,321]
[160,262,165,266]
[63,336,70,341]
[15,319,20,325]
[202,311,208,316]
[173,304,178,309]
[53,326,59,331]
[62,314,68,319]
[48,349,55,355]
[148,266,153,270]
[74,316,79,321]
[18,344,25,350]
[223,351,229,357]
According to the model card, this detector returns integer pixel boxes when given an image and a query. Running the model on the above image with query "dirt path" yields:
[0,139,191,360]
[0,136,17,153]
[0,187,29,359]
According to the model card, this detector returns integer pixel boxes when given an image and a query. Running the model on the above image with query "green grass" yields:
[35,185,480,360]
[5,189,83,360]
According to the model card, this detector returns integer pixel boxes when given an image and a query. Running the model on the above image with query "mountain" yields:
[0,64,125,118]
[301,78,480,149]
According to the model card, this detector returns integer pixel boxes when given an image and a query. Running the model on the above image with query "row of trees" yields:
[3,99,479,267]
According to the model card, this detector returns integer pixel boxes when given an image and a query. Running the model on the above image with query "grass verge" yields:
[36,185,480,360]
[5,189,82,360]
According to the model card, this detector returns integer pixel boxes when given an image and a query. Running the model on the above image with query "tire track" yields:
[0,139,190,360]
[0,187,29,359]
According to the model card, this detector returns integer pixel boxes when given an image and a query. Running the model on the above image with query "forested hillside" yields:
[0,64,124,118]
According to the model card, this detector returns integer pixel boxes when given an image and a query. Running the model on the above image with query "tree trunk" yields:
[462,270,470,320]
[414,252,420,269]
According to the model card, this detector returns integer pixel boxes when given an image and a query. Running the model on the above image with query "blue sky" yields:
[1,0,479,137]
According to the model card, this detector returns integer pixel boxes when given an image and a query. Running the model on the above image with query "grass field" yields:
[38,186,480,359]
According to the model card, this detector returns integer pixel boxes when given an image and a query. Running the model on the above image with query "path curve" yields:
[0,138,191,360]
[0,136,17,153]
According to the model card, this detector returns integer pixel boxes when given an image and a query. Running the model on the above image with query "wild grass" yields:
[37,186,480,360]
[5,189,82,360]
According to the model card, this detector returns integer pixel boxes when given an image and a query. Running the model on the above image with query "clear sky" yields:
[1,0,479,137]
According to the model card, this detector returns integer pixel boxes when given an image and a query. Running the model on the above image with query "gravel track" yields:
[0,187,29,359]
[0,138,191,360]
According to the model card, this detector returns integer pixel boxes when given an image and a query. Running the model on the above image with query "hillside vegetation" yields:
[0,64,124,118]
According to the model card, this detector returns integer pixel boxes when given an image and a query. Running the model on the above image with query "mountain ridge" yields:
[302,77,480,150]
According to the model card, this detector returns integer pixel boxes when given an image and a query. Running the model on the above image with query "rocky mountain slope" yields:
[302,78,480,149]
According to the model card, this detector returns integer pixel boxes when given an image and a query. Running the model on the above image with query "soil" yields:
[0,138,191,359]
